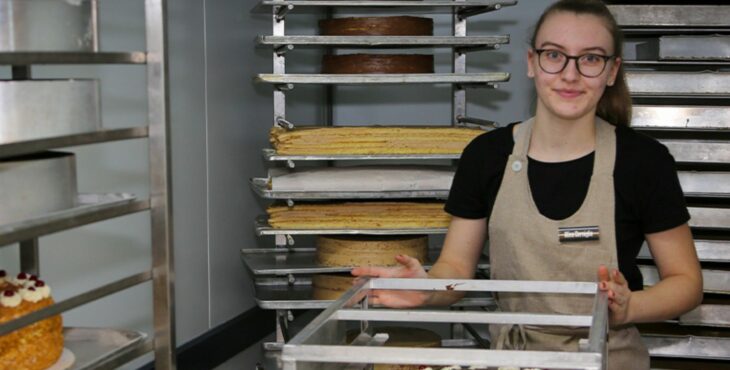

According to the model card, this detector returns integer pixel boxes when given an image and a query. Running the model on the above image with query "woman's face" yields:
[528,11,621,122]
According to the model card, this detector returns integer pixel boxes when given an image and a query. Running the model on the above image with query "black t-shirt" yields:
[445,122,690,291]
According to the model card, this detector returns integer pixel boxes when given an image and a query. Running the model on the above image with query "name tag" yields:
[559,226,600,243]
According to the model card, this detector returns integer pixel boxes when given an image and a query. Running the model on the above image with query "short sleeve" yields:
[638,144,690,234]
[445,126,513,220]
[445,137,489,219]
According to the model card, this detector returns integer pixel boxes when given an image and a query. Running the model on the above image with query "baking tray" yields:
[688,207,730,230]
[661,140,730,164]
[253,277,496,310]
[640,265,730,295]
[0,79,101,144]
[676,305,730,328]
[627,72,730,97]
[251,178,450,200]
[608,5,730,28]
[257,35,509,48]
[241,247,489,275]
[638,239,730,263]
[255,73,510,86]
[0,0,97,52]
[631,105,730,131]
[255,216,448,236]
[0,193,145,246]
[63,327,146,370]
[658,35,730,61]
[0,152,77,225]
[263,148,461,163]
[677,172,730,198]
[254,0,517,12]
[644,335,730,360]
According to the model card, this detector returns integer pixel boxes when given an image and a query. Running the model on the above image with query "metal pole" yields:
[145,0,176,368]
[19,239,40,277]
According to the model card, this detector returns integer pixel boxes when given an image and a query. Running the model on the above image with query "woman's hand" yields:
[597,265,633,326]
[351,254,430,308]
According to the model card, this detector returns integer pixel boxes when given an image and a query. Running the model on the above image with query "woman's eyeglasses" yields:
[534,49,615,78]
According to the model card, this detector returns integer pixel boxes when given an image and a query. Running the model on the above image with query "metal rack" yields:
[609,3,730,366]
[0,0,175,369]
[249,0,516,353]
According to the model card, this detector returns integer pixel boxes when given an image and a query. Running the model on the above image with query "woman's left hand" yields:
[598,265,633,326]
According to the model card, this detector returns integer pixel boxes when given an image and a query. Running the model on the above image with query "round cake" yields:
[312,273,354,301]
[0,271,63,370]
[322,54,434,74]
[319,16,433,36]
[316,235,428,267]
[346,326,441,370]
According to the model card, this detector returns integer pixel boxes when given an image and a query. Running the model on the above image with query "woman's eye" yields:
[582,54,602,64]
[546,51,562,60]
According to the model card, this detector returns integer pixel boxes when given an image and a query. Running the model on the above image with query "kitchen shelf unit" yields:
[609,3,730,366]
[249,0,516,352]
[0,0,175,368]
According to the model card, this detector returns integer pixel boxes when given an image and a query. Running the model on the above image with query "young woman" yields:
[352,1,703,368]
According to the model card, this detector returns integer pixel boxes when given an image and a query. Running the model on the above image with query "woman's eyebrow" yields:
[538,42,609,54]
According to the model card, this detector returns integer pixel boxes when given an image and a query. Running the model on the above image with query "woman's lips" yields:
[555,89,583,98]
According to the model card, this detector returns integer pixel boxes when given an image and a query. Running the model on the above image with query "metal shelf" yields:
[662,140,730,165]
[0,193,148,246]
[609,5,730,28]
[677,172,730,198]
[257,35,509,48]
[64,327,147,370]
[688,207,730,230]
[644,335,730,360]
[0,52,146,65]
[256,73,510,86]
[250,178,449,200]
[254,277,495,310]
[241,247,488,275]
[640,265,730,295]
[255,216,448,236]
[676,305,730,328]
[631,106,730,131]
[639,239,730,263]
[263,148,461,162]
[255,0,517,12]
[0,127,149,159]
[624,60,730,67]
[627,71,730,97]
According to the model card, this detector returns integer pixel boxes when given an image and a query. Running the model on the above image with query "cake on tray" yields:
[322,54,434,74]
[319,16,433,36]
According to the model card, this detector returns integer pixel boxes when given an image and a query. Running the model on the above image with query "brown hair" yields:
[530,0,631,126]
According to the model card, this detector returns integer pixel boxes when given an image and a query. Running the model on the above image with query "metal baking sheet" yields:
[256,73,510,86]
[638,239,730,263]
[0,52,147,65]
[678,305,730,328]
[661,140,730,164]
[0,0,96,52]
[257,35,509,48]
[644,335,730,360]
[640,265,730,294]
[659,35,730,61]
[254,277,495,310]
[677,172,730,198]
[609,5,730,27]
[0,152,77,225]
[251,178,450,200]
[627,72,730,96]
[0,79,101,144]
[0,193,145,246]
[631,105,730,130]
[255,217,448,236]
[240,247,489,275]
[63,327,147,370]
[256,0,517,11]
[688,207,730,230]
[263,148,461,162]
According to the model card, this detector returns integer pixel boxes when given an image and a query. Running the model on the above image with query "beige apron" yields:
[487,117,649,370]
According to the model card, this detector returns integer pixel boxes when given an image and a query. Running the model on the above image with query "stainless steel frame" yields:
[250,177,450,200]
[282,277,608,370]
[0,0,175,368]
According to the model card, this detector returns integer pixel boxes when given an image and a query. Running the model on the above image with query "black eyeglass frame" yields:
[533,48,616,78]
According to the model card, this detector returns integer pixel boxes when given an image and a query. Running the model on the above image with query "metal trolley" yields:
[281,277,609,370]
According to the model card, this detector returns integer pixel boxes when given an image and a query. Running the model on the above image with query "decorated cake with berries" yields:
[0,270,64,370]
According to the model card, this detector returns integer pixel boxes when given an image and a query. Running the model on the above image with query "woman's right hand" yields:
[350,254,431,308]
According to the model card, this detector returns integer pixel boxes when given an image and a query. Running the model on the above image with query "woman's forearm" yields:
[422,259,474,306]
[627,273,703,324]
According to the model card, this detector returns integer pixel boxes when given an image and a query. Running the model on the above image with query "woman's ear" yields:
[607,57,622,86]
[527,49,536,78]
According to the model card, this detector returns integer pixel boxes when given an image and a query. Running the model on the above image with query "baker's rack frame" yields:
[249,0,517,351]
[282,277,609,370]
[0,0,175,369]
